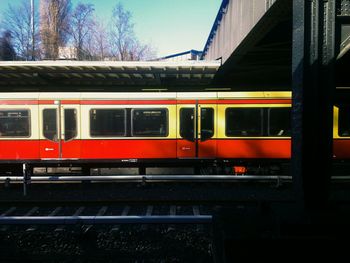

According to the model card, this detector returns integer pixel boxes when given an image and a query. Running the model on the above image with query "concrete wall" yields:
[203,0,276,62]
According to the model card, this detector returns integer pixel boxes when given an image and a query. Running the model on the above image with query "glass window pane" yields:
[180,108,195,140]
[90,109,126,137]
[43,109,57,141]
[269,108,291,136]
[64,109,77,141]
[339,106,350,137]
[132,109,168,137]
[201,108,214,139]
[226,108,262,137]
[0,110,30,137]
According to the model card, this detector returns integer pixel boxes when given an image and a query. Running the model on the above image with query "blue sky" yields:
[0,0,222,57]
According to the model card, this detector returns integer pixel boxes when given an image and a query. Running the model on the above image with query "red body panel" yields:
[198,140,217,158]
[0,100,38,105]
[80,140,177,159]
[334,140,350,159]
[215,99,291,104]
[3,139,350,161]
[0,140,40,160]
[177,139,196,158]
[40,140,59,159]
[61,140,81,159]
[217,139,291,159]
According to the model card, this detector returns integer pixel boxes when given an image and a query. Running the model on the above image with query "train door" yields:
[177,102,217,158]
[39,102,81,160]
[198,104,217,158]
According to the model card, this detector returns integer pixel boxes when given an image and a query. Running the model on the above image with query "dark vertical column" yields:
[292,0,336,210]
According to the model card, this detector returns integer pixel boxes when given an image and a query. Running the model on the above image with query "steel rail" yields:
[0,175,292,183]
[1,175,350,184]
[0,215,212,225]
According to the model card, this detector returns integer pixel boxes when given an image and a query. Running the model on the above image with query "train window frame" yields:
[131,108,169,137]
[179,107,195,141]
[267,107,291,137]
[64,108,78,142]
[89,108,127,138]
[200,107,215,141]
[225,107,263,137]
[0,109,31,138]
[338,105,350,137]
[42,108,58,142]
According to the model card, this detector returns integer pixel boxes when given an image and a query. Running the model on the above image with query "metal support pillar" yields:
[30,0,35,61]
[292,0,337,210]
[22,163,31,196]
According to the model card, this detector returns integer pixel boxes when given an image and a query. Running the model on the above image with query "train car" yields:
[0,91,348,175]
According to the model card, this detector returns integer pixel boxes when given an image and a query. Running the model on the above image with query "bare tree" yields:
[109,3,134,60]
[1,0,40,60]
[70,2,94,60]
[0,30,16,61]
[86,18,110,60]
[40,0,72,59]
[0,0,156,61]
[109,3,156,61]
[129,40,157,61]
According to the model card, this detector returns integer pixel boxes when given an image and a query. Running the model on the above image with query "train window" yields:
[201,108,214,141]
[338,106,350,137]
[132,109,168,137]
[226,108,263,137]
[180,108,195,141]
[268,108,291,137]
[64,109,77,141]
[43,109,57,141]
[90,109,126,137]
[0,110,30,137]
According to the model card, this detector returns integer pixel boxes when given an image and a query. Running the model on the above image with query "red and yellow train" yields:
[0,91,348,174]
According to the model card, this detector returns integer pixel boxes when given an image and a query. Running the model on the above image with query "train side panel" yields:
[334,140,350,159]
[2,93,350,169]
[333,106,350,159]
[216,102,291,160]
[80,104,178,160]
[0,103,40,160]
[80,139,177,159]
[216,139,291,159]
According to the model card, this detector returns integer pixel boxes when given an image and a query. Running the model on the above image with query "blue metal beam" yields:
[201,0,229,59]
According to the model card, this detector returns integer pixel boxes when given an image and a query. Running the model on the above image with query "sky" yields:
[0,0,222,57]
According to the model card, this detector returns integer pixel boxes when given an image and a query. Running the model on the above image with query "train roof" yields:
[0,91,291,100]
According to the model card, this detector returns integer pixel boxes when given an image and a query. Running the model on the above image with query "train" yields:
[0,91,348,175]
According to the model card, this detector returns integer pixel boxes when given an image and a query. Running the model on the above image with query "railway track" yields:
[0,203,214,262]
[0,174,293,183]
[2,174,350,184]
[0,204,213,226]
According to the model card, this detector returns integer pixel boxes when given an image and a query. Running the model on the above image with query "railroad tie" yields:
[192,206,204,232]
[25,207,40,232]
[83,206,108,233]
[167,206,177,232]
[110,205,130,232]
[141,205,154,231]
[0,207,16,231]
[55,206,85,232]
[26,207,62,232]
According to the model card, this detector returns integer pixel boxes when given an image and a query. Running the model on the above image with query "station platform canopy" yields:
[0,61,221,92]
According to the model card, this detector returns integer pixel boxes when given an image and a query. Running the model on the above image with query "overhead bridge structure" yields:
[202,0,350,91]
[202,0,292,89]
